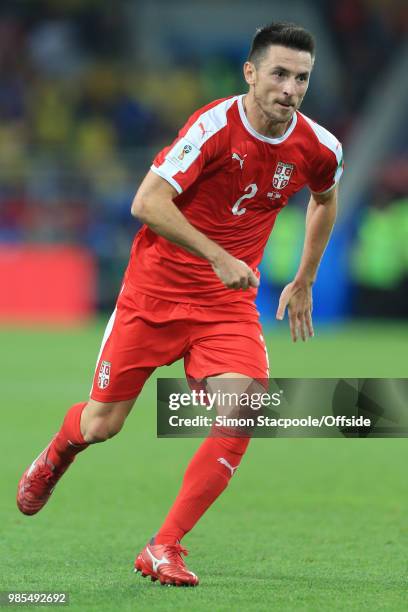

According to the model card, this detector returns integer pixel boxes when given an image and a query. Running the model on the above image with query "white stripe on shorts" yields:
[89,306,117,396]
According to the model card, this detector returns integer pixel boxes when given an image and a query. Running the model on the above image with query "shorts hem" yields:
[90,390,141,403]
[186,368,269,389]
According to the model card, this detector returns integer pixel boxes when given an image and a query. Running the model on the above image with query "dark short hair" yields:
[248,22,315,65]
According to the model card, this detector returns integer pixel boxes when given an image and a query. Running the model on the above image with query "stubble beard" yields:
[253,84,299,127]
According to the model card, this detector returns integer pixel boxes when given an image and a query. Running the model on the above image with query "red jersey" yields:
[126,95,343,305]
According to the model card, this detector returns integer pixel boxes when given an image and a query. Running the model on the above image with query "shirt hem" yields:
[125,280,258,308]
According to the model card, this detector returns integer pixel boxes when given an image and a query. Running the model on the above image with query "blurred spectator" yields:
[351,157,408,317]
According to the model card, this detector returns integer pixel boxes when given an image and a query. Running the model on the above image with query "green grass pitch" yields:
[1,321,407,611]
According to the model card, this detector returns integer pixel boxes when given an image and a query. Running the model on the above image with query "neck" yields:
[243,92,293,139]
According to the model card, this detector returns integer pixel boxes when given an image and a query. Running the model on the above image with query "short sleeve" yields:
[151,133,207,194]
[151,114,217,194]
[309,141,344,194]
[150,97,235,194]
[302,117,344,194]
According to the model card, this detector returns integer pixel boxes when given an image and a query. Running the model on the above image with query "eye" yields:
[297,75,308,82]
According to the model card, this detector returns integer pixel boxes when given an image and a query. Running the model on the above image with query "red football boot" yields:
[134,539,199,586]
[17,437,72,515]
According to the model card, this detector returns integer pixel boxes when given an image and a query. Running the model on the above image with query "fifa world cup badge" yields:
[98,360,111,389]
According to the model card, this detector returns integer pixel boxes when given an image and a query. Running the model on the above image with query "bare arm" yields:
[131,170,259,290]
[276,185,338,341]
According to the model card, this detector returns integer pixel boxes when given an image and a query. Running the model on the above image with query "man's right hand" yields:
[211,250,259,290]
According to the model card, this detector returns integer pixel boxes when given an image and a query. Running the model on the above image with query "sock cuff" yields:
[62,402,87,446]
[221,438,250,457]
[211,429,251,456]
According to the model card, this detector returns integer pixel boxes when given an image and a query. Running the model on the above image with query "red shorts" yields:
[90,285,269,402]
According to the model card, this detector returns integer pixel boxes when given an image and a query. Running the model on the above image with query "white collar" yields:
[238,94,297,144]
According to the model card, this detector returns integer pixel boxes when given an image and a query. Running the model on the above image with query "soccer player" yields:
[17,22,343,586]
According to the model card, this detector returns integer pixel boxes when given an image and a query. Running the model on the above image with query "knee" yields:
[82,415,124,443]
[81,398,135,443]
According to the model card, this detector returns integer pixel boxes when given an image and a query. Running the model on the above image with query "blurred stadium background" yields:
[1,3,408,609]
[0,0,407,323]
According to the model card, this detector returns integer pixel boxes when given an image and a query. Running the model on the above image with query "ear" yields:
[243,61,256,86]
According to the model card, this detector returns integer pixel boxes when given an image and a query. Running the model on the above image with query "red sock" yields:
[48,402,89,469]
[155,430,251,544]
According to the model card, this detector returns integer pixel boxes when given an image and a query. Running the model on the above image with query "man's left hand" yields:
[276,281,314,342]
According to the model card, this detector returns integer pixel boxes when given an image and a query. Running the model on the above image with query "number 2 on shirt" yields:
[231,183,258,216]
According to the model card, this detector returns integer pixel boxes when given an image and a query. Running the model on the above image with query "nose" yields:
[282,77,297,97]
